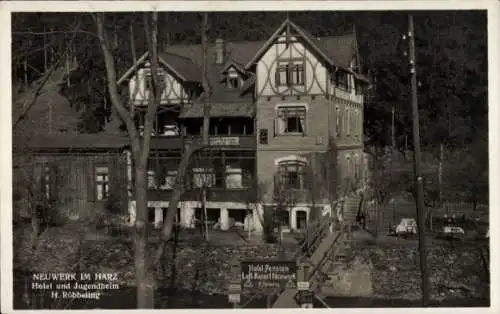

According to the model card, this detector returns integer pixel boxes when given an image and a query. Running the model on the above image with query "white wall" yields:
[256,32,328,97]
[128,66,188,105]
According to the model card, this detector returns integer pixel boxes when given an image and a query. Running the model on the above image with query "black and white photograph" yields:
[1,0,497,311]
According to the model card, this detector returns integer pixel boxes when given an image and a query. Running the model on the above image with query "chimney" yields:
[215,38,225,65]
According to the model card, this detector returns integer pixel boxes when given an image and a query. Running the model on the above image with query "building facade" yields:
[120,19,369,233]
[12,65,130,222]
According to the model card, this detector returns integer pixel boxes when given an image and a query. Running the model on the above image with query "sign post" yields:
[295,261,313,308]
[228,260,241,308]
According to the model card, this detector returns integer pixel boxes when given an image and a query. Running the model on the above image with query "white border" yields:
[1,1,499,314]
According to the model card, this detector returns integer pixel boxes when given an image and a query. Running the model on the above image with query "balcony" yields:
[274,189,312,204]
[150,136,184,150]
[147,187,256,203]
[149,135,256,150]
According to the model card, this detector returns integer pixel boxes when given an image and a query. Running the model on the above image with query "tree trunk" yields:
[154,12,211,263]
[134,165,155,308]
[438,142,443,203]
[94,13,154,309]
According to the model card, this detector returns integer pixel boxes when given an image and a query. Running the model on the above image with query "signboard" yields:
[209,137,240,146]
[228,294,241,303]
[297,281,310,291]
[241,261,297,292]
[228,283,241,293]
[295,290,314,305]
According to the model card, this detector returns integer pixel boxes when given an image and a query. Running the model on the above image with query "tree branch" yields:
[13,18,82,129]
[93,13,141,156]
[154,12,211,265]
[139,11,161,166]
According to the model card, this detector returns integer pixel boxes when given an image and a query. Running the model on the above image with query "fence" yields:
[361,197,489,234]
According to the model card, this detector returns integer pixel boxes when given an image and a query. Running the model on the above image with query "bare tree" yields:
[154,12,211,263]
[94,12,211,308]
[94,11,159,308]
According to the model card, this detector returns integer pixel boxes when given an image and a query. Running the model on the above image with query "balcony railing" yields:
[274,188,311,204]
[147,187,256,203]
[149,135,256,150]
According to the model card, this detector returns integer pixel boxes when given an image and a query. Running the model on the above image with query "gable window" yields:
[275,60,305,87]
[96,166,110,201]
[145,72,166,94]
[276,63,289,86]
[335,71,349,90]
[275,105,306,135]
[291,63,305,85]
[228,77,240,89]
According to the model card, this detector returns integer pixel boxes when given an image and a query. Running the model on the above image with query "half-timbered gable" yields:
[117,51,200,107]
[246,21,329,97]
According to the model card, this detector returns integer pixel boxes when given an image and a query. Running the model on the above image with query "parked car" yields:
[389,218,417,238]
[437,225,466,240]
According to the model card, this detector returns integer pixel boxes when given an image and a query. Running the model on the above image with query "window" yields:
[291,63,305,85]
[354,155,361,184]
[276,106,306,135]
[96,166,110,201]
[159,170,178,190]
[276,63,289,86]
[147,170,157,189]
[345,108,350,136]
[335,71,349,90]
[275,161,306,191]
[355,110,361,137]
[192,168,216,188]
[336,106,342,137]
[228,77,240,89]
[355,80,364,95]
[296,210,308,230]
[42,166,52,200]
[275,60,305,87]
[225,166,243,189]
[350,110,355,135]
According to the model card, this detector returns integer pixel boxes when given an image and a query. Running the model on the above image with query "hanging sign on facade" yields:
[209,136,240,146]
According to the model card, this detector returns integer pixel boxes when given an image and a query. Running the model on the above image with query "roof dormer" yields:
[220,60,248,90]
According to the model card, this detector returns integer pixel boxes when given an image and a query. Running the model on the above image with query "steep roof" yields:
[12,66,80,138]
[12,65,127,152]
[118,19,368,107]
[18,133,129,151]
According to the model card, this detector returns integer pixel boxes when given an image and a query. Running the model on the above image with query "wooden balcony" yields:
[149,135,256,150]
[147,187,256,203]
[150,136,184,150]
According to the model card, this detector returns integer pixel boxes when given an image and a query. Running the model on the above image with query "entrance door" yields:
[296,210,307,230]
